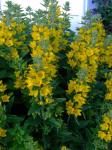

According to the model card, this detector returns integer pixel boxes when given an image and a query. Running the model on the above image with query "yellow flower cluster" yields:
[0,80,6,93]
[2,20,28,89]
[105,71,112,101]
[56,6,61,16]
[100,45,112,68]
[66,80,89,117]
[26,65,53,98]
[0,19,24,63]
[0,21,24,89]
[67,22,105,82]
[102,44,112,101]
[14,71,25,89]
[98,114,112,142]
[10,19,26,47]
[0,80,10,103]
[26,25,62,105]
[10,48,19,59]
[66,21,105,117]
[104,45,112,68]
[61,146,69,150]
[105,77,112,101]
[30,25,62,53]
[0,18,14,47]
[0,19,19,62]
[0,128,7,137]
[98,42,112,140]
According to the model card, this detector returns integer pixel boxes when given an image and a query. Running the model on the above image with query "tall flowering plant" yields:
[0,1,112,150]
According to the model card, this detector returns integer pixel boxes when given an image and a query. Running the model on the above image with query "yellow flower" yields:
[26,78,34,88]
[37,71,45,79]
[86,48,94,57]
[76,99,86,108]
[30,41,37,49]
[73,108,82,117]
[45,98,53,104]
[35,78,42,87]
[66,100,82,117]
[31,50,37,57]
[66,20,105,118]
[15,78,24,89]
[0,128,7,137]
[2,95,10,102]
[68,59,77,68]
[44,31,50,39]
[67,80,76,94]
[6,40,13,47]
[56,6,61,16]
[98,114,112,142]
[67,51,74,59]
[61,146,68,150]
[105,93,112,100]
[103,115,110,124]
[0,38,5,45]
[73,94,86,107]
[29,89,38,97]
[32,32,40,41]
[10,48,19,59]
[109,126,112,134]
[38,101,44,106]
[40,86,52,97]
[105,133,111,142]
[0,80,6,92]
[98,131,106,140]
[11,22,16,28]
[32,25,38,32]
[100,123,109,131]
[66,106,74,115]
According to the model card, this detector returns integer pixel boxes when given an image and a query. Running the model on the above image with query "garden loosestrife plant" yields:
[0,128,7,137]
[0,82,8,140]
[98,39,112,143]
[0,18,14,47]
[98,114,112,142]
[0,0,72,149]
[0,1,112,149]
[25,25,63,105]
[105,72,112,101]
[66,18,106,117]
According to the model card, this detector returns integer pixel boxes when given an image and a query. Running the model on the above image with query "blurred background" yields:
[0,0,95,31]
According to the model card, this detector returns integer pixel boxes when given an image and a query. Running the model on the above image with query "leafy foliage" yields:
[92,0,112,33]
[0,1,112,150]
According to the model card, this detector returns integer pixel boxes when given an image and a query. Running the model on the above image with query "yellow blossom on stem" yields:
[40,86,52,97]
[98,131,106,140]
[0,128,7,137]
[98,114,112,142]
[66,20,105,117]
[0,81,7,93]
[2,95,10,102]
[29,89,38,97]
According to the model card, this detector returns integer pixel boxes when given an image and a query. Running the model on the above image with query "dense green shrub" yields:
[0,1,112,150]
[93,0,112,33]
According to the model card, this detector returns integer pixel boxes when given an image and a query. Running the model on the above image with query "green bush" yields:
[0,1,112,150]
[93,0,112,33]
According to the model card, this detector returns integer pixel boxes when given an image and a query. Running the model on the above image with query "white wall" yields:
[1,0,87,31]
